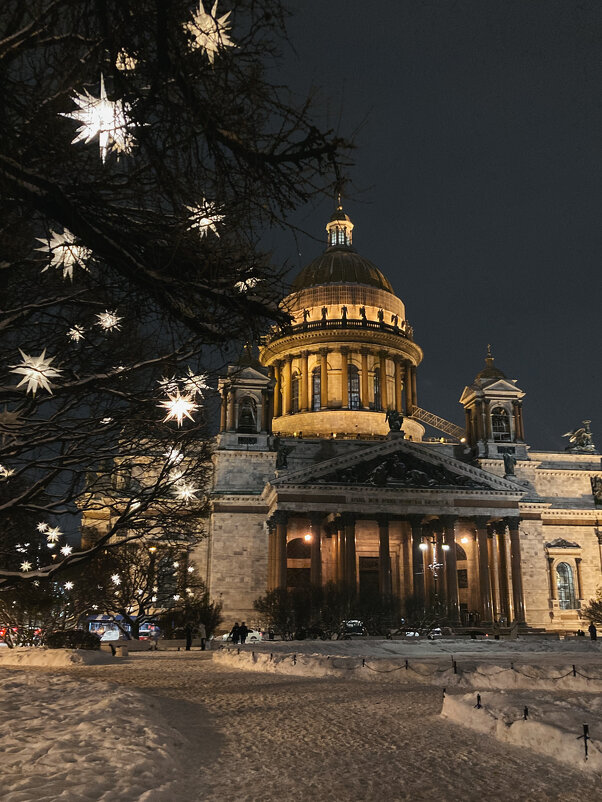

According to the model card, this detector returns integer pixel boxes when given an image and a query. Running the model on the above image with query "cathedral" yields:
[196,204,602,632]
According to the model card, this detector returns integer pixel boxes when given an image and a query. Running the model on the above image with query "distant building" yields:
[189,204,602,630]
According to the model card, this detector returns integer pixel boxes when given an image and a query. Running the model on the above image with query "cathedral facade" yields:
[197,205,602,632]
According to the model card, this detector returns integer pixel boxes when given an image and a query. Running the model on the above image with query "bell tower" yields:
[459,346,527,459]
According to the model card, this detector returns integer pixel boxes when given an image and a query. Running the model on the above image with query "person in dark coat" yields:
[185,622,193,651]
[239,622,249,644]
[230,622,240,644]
[589,622,598,641]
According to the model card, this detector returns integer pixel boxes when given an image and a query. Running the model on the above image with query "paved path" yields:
[62,652,598,801]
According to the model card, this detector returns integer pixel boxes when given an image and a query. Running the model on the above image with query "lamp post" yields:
[419,537,450,609]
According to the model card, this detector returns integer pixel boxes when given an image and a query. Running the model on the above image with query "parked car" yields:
[219,629,262,643]
[339,620,368,638]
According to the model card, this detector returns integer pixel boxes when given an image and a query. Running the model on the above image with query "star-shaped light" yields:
[64,581,74,590]
[111,573,121,585]
[175,481,198,504]
[187,565,195,573]
[0,464,14,480]
[116,50,137,71]
[37,229,91,281]
[183,369,210,398]
[164,447,184,466]
[60,545,73,556]
[173,594,181,601]
[157,375,179,394]
[60,74,135,162]
[20,561,32,571]
[185,1,236,64]
[10,349,62,395]
[67,325,85,342]
[235,277,260,293]
[173,561,180,568]
[100,417,113,425]
[151,595,157,603]
[186,588,194,596]
[158,390,198,426]
[37,522,49,533]
[46,527,62,543]
[47,542,56,549]
[96,310,122,331]
[187,199,224,237]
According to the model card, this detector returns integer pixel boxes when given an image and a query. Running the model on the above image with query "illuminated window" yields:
[348,365,360,409]
[291,372,300,414]
[556,562,577,609]
[373,368,381,411]
[312,367,321,411]
[492,407,511,441]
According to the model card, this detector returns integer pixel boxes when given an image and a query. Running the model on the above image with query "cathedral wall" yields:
[212,450,277,493]
[207,510,268,626]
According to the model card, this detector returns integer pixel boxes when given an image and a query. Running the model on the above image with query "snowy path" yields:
[43,652,600,801]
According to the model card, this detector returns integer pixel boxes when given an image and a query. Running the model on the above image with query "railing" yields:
[267,316,414,343]
[411,406,465,442]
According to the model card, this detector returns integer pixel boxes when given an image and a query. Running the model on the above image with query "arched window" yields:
[287,537,311,559]
[348,365,361,410]
[556,562,577,609]
[237,396,257,433]
[492,407,511,441]
[455,543,467,561]
[291,372,300,414]
[312,367,321,411]
[373,368,381,411]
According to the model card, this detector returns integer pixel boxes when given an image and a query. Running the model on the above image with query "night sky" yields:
[267,0,601,451]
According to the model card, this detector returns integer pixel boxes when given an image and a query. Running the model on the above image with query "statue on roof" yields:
[563,420,596,453]
[385,408,404,433]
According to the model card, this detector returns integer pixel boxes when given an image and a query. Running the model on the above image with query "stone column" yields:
[300,351,309,412]
[379,352,388,410]
[474,400,484,441]
[401,526,412,599]
[547,557,556,601]
[283,355,292,415]
[341,347,349,409]
[273,362,282,418]
[220,389,227,431]
[320,348,329,410]
[495,523,511,621]
[487,525,500,620]
[485,400,493,440]
[464,409,472,445]
[475,516,493,622]
[394,360,402,413]
[411,365,418,410]
[310,513,322,586]
[505,516,525,623]
[342,514,357,590]
[261,389,270,432]
[336,517,346,584]
[404,359,414,413]
[377,515,393,597]
[441,515,460,623]
[407,515,425,605]
[227,390,236,431]
[267,519,277,590]
[575,557,584,601]
[274,513,288,590]
[360,349,369,409]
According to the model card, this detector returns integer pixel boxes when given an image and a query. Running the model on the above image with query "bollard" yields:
[523,706,529,720]
[510,661,514,671]
[252,651,255,658]
[577,724,590,760]
[293,654,297,665]
[405,659,409,670]
[572,664,577,677]
[453,660,457,675]
[474,693,482,709]
[270,653,273,661]
[237,648,240,655]
[362,658,365,668]
[443,688,446,698]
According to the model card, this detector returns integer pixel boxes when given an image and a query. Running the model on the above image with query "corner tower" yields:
[259,203,424,439]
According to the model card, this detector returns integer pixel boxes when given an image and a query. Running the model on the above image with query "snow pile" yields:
[0,647,116,667]
[0,670,192,801]
[442,690,602,773]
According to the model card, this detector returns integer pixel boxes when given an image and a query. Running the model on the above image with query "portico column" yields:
[505,516,525,623]
[300,351,309,412]
[547,557,557,601]
[377,515,392,597]
[267,520,277,590]
[404,359,414,413]
[342,513,357,590]
[310,514,322,586]
[487,525,500,620]
[575,557,584,602]
[407,515,425,605]
[496,523,511,621]
[475,516,493,622]
[360,349,369,409]
[341,347,349,409]
[379,352,388,410]
[410,365,417,410]
[394,360,402,413]
[441,515,460,623]
[283,355,292,415]
[273,361,282,418]
[274,513,288,590]
[319,348,329,410]
[336,517,345,583]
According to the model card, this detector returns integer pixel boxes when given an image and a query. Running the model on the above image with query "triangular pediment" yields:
[271,437,523,494]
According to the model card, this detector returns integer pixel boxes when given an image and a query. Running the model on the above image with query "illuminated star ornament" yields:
[96,310,122,331]
[64,581,74,591]
[46,527,62,543]
[235,277,260,293]
[111,573,121,585]
[187,199,224,237]
[67,325,85,342]
[185,1,236,64]
[0,464,14,480]
[159,390,199,427]
[60,74,135,162]
[60,545,73,556]
[175,481,198,503]
[20,561,32,572]
[37,522,49,533]
[37,229,91,280]
[10,350,62,395]
[183,369,210,397]
[116,50,137,71]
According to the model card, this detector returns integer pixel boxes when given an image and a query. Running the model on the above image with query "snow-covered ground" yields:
[1,643,601,800]
[0,647,116,667]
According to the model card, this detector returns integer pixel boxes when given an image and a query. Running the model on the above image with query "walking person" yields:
[230,622,240,644]
[239,621,249,644]
[588,622,597,641]
[199,621,207,651]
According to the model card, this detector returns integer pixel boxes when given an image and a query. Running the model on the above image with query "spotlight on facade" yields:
[442,544,450,551]
[304,533,312,542]
[419,542,428,551]
[460,536,469,544]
